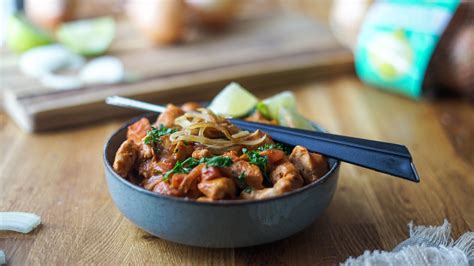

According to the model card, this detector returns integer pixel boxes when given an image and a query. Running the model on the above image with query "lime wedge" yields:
[57,17,115,56]
[255,101,271,119]
[6,14,53,53]
[208,82,259,117]
[262,91,297,120]
[278,107,314,130]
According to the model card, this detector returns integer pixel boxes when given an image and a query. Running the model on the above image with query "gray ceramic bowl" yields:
[103,114,340,248]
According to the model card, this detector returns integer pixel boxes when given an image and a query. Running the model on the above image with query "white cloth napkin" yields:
[343,220,473,266]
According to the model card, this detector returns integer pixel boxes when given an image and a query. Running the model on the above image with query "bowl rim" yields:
[103,114,340,206]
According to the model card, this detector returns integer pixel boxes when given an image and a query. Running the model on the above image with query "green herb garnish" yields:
[205,156,233,168]
[243,148,269,181]
[144,125,177,145]
[256,143,290,154]
[162,157,197,181]
[162,156,233,182]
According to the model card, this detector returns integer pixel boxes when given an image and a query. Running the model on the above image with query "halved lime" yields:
[57,17,115,57]
[6,14,53,53]
[278,107,315,130]
[262,91,297,120]
[208,82,259,117]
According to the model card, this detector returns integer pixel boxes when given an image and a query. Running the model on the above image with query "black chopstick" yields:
[229,119,420,182]
[105,96,420,182]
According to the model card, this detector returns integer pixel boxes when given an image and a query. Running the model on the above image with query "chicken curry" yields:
[113,103,329,201]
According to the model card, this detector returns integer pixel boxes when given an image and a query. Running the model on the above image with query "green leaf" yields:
[243,148,269,182]
[161,156,233,182]
[144,125,177,145]
[256,143,290,154]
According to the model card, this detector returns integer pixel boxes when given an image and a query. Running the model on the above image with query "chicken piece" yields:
[138,142,155,160]
[137,159,163,178]
[240,173,303,200]
[241,161,303,200]
[222,150,239,161]
[201,166,222,181]
[172,141,194,162]
[289,145,329,184]
[181,102,201,112]
[240,187,275,200]
[127,118,151,143]
[155,104,184,128]
[222,160,264,189]
[177,165,204,198]
[113,139,139,178]
[170,171,203,199]
[153,180,181,197]
[198,177,236,200]
[244,175,302,199]
[273,173,303,194]
[192,147,212,159]
[196,196,214,202]
[143,175,163,190]
[259,149,286,165]
[269,161,301,184]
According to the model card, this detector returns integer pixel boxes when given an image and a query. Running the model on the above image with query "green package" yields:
[355,0,460,98]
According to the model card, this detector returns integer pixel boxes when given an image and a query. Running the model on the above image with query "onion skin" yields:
[186,0,239,28]
[25,0,75,31]
[126,0,185,45]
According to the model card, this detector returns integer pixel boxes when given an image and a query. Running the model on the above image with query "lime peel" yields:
[57,17,115,56]
[255,101,271,119]
[278,107,315,130]
[6,14,53,53]
[262,91,297,120]
[208,82,258,117]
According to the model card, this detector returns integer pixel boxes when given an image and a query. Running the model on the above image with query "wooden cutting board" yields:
[1,13,353,132]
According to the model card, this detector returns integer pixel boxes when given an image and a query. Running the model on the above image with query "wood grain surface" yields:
[1,13,352,132]
[0,76,473,265]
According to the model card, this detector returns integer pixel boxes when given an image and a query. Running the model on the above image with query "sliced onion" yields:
[170,108,267,149]
[41,73,83,90]
[231,131,250,139]
[19,44,85,78]
[79,56,124,85]
[0,212,41,233]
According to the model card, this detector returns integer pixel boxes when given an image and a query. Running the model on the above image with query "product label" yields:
[355,0,460,98]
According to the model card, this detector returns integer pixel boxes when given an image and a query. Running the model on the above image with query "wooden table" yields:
[1,76,473,265]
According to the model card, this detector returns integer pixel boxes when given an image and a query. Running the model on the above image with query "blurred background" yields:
[0,0,472,132]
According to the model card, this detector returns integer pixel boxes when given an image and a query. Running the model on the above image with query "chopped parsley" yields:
[257,143,290,154]
[162,156,233,182]
[205,156,233,168]
[163,157,194,181]
[242,148,269,182]
[144,125,177,145]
